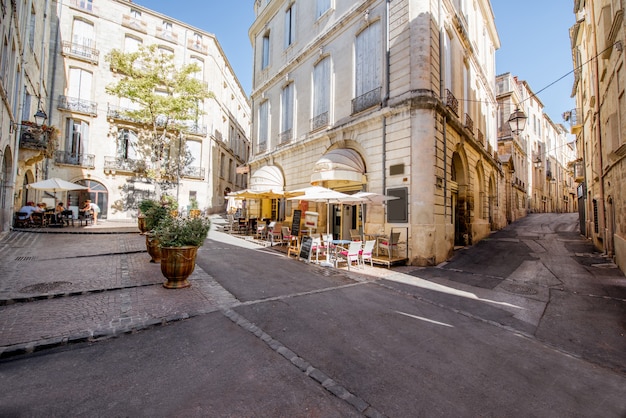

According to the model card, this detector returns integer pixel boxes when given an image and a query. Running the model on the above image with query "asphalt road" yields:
[1,213,625,417]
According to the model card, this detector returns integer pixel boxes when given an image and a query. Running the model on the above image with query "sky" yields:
[135,0,576,126]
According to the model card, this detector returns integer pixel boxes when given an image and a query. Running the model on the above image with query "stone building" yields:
[570,0,626,272]
[0,0,54,231]
[4,0,251,228]
[248,0,503,265]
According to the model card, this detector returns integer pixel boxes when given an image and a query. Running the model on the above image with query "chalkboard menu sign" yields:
[291,209,301,237]
[299,235,313,262]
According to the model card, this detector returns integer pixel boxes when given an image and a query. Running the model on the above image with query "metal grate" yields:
[15,256,36,262]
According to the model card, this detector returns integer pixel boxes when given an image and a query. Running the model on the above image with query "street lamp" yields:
[507,107,527,135]
[533,157,543,169]
[9,100,48,133]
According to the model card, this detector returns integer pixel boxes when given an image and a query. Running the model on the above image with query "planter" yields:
[138,215,148,234]
[146,233,161,263]
[189,209,201,218]
[160,246,197,289]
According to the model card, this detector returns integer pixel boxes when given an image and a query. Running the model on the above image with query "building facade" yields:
[248,0,503,266]
[2,0,251,231]
[0,0,54,231]
[570,0,626,272]
[497,73,578,225]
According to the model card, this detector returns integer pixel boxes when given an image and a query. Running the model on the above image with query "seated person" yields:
[54,201,65,224]
[17,201,37,223]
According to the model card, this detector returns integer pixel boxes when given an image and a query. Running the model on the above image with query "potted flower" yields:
[137,199,159,234]
[154,215,211,289]
[140,199,170,263]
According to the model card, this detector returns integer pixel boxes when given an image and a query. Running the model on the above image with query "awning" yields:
[250,165,284,192]
[310,148,366,185]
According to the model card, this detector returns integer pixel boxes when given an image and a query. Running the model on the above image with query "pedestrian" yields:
[83,199,101,225]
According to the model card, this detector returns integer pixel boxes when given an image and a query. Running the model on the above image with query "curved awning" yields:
[311,148,366,185]
[250,165,284,192]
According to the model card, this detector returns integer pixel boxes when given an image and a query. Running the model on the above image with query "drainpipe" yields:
[382,0,391,198]
[438,0,447,220]
[42,0,52,180]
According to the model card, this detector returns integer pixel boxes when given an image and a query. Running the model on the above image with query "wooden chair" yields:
[269,222,282,245]
[13,212,31,228]
[281,226,297,247]
[350,229,361,241]
[360,240,376,267]
[31,212,46,228]
[377,232,400,257]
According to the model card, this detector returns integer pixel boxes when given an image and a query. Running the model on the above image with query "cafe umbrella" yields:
[26,177,88,206]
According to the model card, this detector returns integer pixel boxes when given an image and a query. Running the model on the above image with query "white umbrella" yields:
[352,191,399,204]
[27,178,88,192]
[287,186,364,235]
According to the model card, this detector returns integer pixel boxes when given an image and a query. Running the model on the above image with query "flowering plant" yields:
[154,216,211,247]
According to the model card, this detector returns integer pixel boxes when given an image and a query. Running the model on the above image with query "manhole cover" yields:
[20,281,72,294]
[500,283,538,295]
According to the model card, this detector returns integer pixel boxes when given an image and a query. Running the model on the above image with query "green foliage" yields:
[161,194,178,211]
[105,44,214,195]
[139,199,170,231]
[189,198,199,210]
[155,216,211,248]
[138,199,159,214]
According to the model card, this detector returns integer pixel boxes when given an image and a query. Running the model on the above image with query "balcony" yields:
[445,89,459,116]
[477,129,485,147]
[352,87,381,114]
[107,104,141,123]
[464,113,474,135]
[279,129,292,145]
[104,156,149,174]
[62,41,99,64]
[58,95,98,116]
[156,28,179,44]
[121,14,148,33]
[181,165,205,179]
[311,112,329,131]
[54,150,95,168]
[182,123,208,137]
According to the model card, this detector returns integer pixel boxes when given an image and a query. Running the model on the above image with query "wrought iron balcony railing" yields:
[445,89,458,116]
[61,41,99,63]
[104,156,149,173]
[54,151,95,168]
[352,87,381,114]
[311,112,329,131]
[58,95,98,115]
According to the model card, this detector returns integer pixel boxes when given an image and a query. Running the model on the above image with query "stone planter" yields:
[160,246,197,289]
[138,215,148,234]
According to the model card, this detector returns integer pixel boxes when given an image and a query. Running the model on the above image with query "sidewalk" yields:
[0,217,385,357]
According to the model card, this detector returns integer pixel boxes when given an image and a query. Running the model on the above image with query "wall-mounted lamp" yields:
[9,100,48,133]
[533,157,543,169]
[507,107,527,135]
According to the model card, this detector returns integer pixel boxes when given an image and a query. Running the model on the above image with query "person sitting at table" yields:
[54,201,65,224]
[36,202,46,212]
[17,201,37,223]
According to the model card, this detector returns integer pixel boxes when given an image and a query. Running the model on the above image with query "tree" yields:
[106,44,212,201]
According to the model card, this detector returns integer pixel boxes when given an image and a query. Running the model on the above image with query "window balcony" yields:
[464,113,474,135]
[54,150,95,168]
[445,89,459,116]
[352,87,381,114]
[279,129,292,144]
[62,41,99,64]
[310,112,329,131]
[103,156,148,174]
[107,104,141,123]
[58,95,98,116]
[181,165,205,179]
[121,14,147,33]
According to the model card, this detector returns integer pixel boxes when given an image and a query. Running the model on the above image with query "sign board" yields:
[304,211,318,230]
[291,209,301,237]
[299,235,313,262]
[236,165,250,174]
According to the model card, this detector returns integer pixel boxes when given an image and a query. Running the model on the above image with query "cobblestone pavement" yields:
[0,225,238,356]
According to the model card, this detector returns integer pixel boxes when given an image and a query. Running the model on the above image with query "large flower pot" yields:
[160,246,197,289]
[146,233,161,263]
[138,215,148,234]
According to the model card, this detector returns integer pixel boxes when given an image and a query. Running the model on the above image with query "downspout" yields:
[42,0,52,180]
[382,0,391,197]
[439,0,447,221]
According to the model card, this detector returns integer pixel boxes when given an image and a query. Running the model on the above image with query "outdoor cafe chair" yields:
[360,240,376,267]
[281,226,297,247]
[31,212,46,228]
[336,241,362,270]
[61,210,75,226]
[377,232,400,257]
[13,212,31,228]
[269,222,282,245]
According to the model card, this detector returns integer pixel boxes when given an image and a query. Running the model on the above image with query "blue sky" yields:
[136,0,576,126]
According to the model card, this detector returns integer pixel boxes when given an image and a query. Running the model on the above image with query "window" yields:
[124,35,141,53]
[387,187,408,223]
[162,21,173,37]
[312,56,330,128]
[281,83,294,142]
[130,9,141,20]
[354,21,382,106]
[284,3,296,48]
[65,118,89,159]
[68,67,92,101]
[118,129,138,159]
[186,139,202,168]
[316,0,331,18]
[28,7,35,50]
[258,101,269,151]
[72,19,94,56]
[79,0,93,11]
[262,32,270,69]
[190,56,204,81]
[193,32,203,48]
